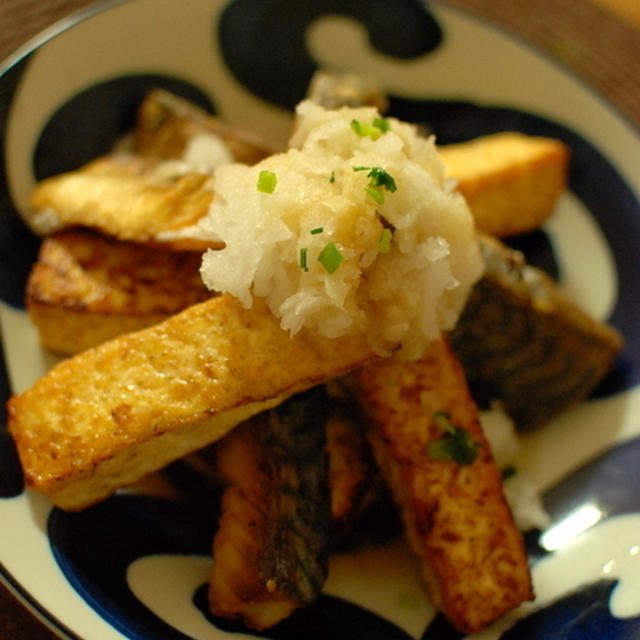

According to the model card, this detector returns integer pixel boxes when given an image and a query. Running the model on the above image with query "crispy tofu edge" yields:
[25,230,211,354]
[439,132,570,237]
[8,295,378,510]
[356,338,534,633]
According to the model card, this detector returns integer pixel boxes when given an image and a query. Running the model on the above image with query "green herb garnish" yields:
[318,241,345,274]
[257,170,277,193]
[299,247,309,271]
[329,171,336,183]
[353,166,397,192]
[350,119,383,140]
[428,412,481,466]
[350,117,391,140]
[353,166,397,203]
[365,186,385,204]
[378,228,393,253]
[310,227,324,235]
[373,117,391,132]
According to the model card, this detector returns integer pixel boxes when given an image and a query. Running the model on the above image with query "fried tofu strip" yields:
[439,132,569,237]
[132,88,275,164]
[355,338,533,634]
[26,230,212,354]
[209,387,331,630]
[451,233,623,428]
[7,295,379,510]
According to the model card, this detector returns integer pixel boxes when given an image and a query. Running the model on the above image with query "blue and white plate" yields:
[1,1,639,639]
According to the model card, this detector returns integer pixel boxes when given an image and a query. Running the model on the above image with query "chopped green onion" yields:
[350,119,383,140]
[428,412,481,466]
[378,228,392,253]
[329,171,336,183]
[310,227,324,235]
[257,170,277,193]
[373,117,391,132]
[299,247,309,271]
[350,117,391,140]
[354,166,397,203]
[353,166,397,192]
[318,241,345,274]
[365,186,385,204]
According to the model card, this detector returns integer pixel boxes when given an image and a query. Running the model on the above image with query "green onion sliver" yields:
[350,119,382,140]
[257,170,277,193]
[365,186,384,204]
[318,241,345,274]
[379,228,392,253]
[373,117,391,132]
[299,247,309,271]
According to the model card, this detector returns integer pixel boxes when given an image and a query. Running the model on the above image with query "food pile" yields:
[6,73,622,634]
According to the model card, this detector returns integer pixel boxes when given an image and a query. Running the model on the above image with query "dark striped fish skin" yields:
[208,386,332,630]
[451,234,623,429]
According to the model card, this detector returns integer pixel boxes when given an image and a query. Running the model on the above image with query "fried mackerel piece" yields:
[26,230,211,354]
[173,386,378,546]
[7,295,379,510]
[323,391,380,542]
[305,69,389,112]
[451,233,623,429]
[28,152,218,250]
[208,387,332,630]
[355,338,533,634]
[132,88,274,164]
[439,132,569,238]
[26,91,273,248]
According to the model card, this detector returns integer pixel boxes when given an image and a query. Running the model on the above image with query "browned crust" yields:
[26,230,211,353]
[28,152,220,248]
[8,295,380,509]
[356,339,533,633]
[439,132,570,237]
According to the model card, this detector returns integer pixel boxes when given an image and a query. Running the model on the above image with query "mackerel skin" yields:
[208,387,332,630]
[451,234,623,429]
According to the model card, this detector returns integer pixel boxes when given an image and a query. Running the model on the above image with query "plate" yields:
[1,1,639,639]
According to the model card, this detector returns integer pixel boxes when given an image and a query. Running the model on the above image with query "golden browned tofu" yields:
[28,152,219,250]
[26,230,211,354]
[356,339,533,634]
[8,295,378,510]
[209,388,331,630]
[133,88,275,164]
[439,132,569,237]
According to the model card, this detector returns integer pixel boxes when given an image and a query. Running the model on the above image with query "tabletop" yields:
[0,0,639,638]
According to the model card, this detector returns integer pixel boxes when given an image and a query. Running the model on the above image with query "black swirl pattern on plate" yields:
[501,580,640,640]
[47,437,640,640]
[218,0,443,110]
[0,2,637,640]
[0,57,42,309]
[33,75,215,181]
